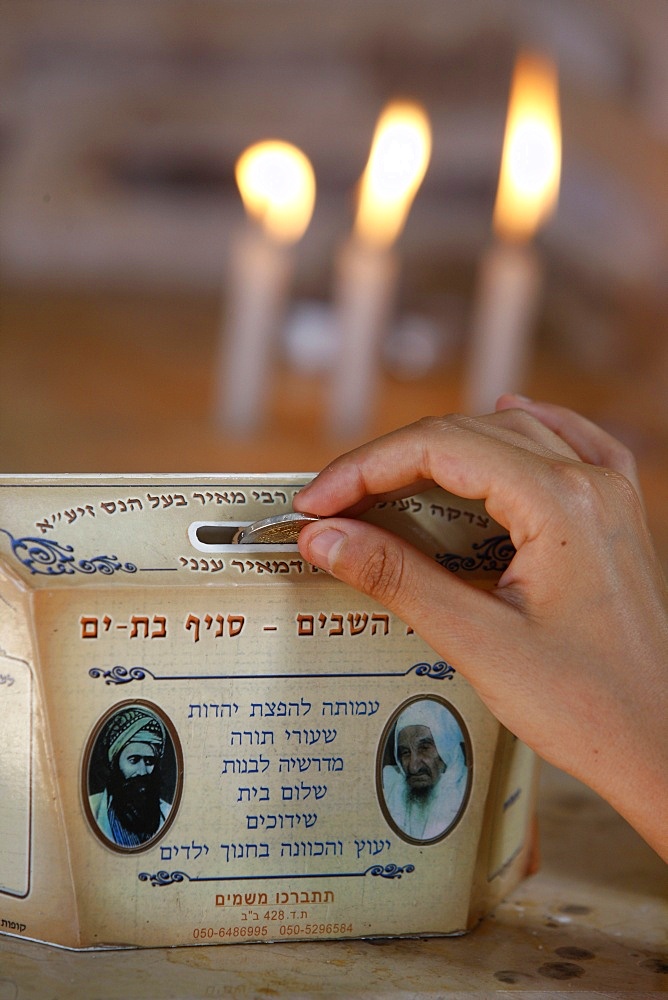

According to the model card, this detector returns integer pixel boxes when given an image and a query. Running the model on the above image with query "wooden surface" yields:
[0,287,666,996]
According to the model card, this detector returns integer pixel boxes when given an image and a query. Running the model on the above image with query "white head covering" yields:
[394,699,465,773]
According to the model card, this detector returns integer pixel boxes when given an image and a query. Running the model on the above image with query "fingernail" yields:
[304,527,346,571]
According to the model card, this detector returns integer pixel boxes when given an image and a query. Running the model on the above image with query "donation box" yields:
[0,474,536,949]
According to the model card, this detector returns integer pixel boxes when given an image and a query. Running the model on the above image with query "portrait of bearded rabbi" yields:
[89,706,173,849]
[382,700,469,842]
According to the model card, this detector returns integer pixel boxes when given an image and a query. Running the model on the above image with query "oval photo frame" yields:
[82,699,183,854]
[376,695,472,845]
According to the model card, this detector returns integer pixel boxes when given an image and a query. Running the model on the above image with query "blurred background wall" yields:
[1,0,667,555]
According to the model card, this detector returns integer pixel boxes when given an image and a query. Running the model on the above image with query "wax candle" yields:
[214,141,315,434]
[327,101,431,439]
[464,52,561,414]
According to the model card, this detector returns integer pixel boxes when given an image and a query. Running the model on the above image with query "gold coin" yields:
[233,513,320,545]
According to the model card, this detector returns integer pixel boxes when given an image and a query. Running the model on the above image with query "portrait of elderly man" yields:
[382,699,469,842]
[88,705,175,849]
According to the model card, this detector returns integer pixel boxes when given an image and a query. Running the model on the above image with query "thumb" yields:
[298,518,516,673]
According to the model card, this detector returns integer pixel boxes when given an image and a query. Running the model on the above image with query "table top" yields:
[1,764,665,999]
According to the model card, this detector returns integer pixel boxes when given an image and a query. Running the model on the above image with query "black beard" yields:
[108,763,162,840]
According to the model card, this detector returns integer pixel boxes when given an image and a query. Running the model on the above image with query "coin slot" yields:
[188,520,249,552]
[194,524,239,546]
[188,521,299,552]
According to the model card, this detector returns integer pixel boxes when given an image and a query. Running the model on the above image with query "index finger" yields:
[294,413,575,543]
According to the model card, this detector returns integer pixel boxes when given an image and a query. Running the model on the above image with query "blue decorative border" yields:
[1,531,137,577]
[89,661,455,685]
[138,862,415,887]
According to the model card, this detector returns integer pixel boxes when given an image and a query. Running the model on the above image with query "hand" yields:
[295,396,668,860]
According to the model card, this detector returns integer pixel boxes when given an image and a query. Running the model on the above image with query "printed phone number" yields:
[193,922,353,941]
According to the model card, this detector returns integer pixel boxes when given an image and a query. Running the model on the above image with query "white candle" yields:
[327,101,431,439]
[214,141,315,434]
[216,225,293,434]
[465,241,542,415]
[464,52,561,414]
[328,239,399,439]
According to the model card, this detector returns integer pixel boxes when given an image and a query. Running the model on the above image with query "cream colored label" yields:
[0,655,32,898]
[36,583,506,945]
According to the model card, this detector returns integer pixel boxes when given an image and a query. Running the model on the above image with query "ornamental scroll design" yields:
[139,870,188,887]
[138,863,415,887]
[89,666,152,685]
[410,661,456,681]
[436,534,515,574]
[0,531,137,577]
[367,863,415,879]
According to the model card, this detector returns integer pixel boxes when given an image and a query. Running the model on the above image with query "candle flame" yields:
[235,141,316,244]
[493,53,561,243]
[354,100,432,249]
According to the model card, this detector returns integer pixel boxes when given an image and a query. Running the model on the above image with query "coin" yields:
[232,513,321,545]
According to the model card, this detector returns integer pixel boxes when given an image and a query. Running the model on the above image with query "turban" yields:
[394,699,465,774]
[104,707,166,764]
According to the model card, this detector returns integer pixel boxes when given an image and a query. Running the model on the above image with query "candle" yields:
[327,100,431,439]
[464,52,561,414]
[214,141,315,434]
